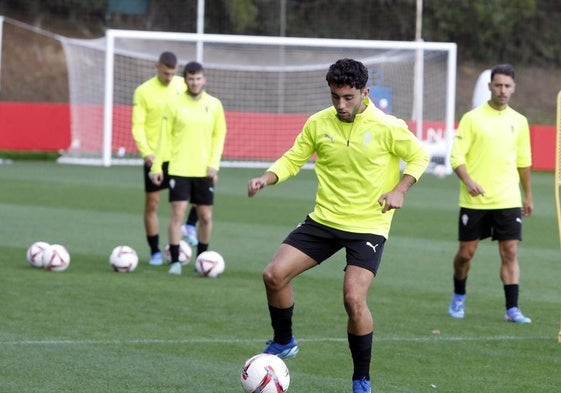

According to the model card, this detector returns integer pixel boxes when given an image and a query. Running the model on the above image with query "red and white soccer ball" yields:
[43,244,71,272]
[194,250,225,278]
[164,240,192,266]
[240,353,290,393]
[109,245,138,273]
[26,241,50,268]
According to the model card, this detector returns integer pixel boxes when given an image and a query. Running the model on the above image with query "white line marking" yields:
[0,335,552,346]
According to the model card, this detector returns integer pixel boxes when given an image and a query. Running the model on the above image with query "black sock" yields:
[348,332,372,381]
[268,304,294,345]
[504,284,519,310]
[453,276,467,295]
[186,206,198,226]
[147,235,159,255]
[169,244,179,262]
[197,243,209,256]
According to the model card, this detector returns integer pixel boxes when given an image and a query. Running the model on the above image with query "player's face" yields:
[488,73,515,109]
[185,71,206,97]
[156,63,177,86]
[330,85,368,122]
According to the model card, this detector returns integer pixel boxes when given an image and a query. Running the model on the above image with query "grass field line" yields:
[0,335,553,346]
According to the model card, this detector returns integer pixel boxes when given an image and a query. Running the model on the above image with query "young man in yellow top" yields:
[247,58,429,393]
[448,63,533,323]
[132,51,186,266]
[151,61,227,275]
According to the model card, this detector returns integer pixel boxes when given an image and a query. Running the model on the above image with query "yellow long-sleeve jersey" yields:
[152,90,227,177]
[268,98,429,238]
[131,75,186,160]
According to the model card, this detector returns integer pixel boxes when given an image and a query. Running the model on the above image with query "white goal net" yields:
[58,29,456,172]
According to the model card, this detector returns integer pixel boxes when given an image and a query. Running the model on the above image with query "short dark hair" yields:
[158,51,177,68]
[490,63,515,81]
[325,58,369,90]
[183,61,204,77]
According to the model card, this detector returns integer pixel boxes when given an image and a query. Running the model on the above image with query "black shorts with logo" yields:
[168,176,214,205]
[458,207,522,241]
[283,216,386,275]
[144,161,169,193]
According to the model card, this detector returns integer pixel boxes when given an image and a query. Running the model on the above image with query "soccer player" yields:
[151,61,227,275]
[447,63,533,323]
[132,51,186,266]
[247,58,429,393]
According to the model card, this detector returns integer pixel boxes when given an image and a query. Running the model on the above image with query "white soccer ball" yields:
[433,164,448,179]
[241,353,290,393]
[109,245,139,273]
[194,250,225,278]
[164,240,192,266]
[26,241,50,268]
[43,244,70,272]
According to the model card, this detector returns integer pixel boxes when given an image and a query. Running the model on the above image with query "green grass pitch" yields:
[1,161,560,392]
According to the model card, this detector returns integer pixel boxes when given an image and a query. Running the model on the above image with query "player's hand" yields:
[378,189,405,213]
[248,177,267,197]
[144,154,155,168]
[150,172,163,185]
[465,179,485,197]
[207,167,218,184]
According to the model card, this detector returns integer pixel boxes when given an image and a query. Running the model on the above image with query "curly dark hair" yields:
[325,58,368,90]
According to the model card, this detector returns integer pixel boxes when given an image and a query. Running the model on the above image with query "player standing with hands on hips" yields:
[131,51,185,266]
[151,61,227,275]
[247,58,429,393]
[447,63,533,323]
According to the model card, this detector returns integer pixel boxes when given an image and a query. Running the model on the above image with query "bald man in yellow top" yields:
[448,63,533,324]
[151,61,227,275]
[132,51,186,266]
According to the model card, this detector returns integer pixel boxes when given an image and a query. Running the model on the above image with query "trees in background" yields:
[1,0,560,65]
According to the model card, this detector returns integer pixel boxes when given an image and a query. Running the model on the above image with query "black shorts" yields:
[169,176,214,205]
[144,161,169,193]
[458,207,522,241]
[283,216,386,275]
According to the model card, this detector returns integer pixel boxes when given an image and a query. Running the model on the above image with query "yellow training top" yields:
[450,102,532,209]
[268,98,429,238]
[152,90,227,177]
[131,75,186,160]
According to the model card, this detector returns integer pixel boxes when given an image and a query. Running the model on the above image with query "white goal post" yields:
[58,29,457,172]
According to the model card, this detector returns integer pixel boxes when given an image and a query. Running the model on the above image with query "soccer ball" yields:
[433,164,448,179]
[109,245,138,273]
[26,241,50,268]
[164,240,192,266]
[43,244,70,272]
[194,250,225,278]
[240,353,290,393]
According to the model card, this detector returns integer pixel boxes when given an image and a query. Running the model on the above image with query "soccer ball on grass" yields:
[240,353,290,393]
[109,245,138,272]
[26,241,50,268]
[194,250,225,277]
[43,244,70,272]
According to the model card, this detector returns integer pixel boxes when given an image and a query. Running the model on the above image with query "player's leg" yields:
[262,243,317,359]
[167,176,190,275]
[143,164,163,266]
[342,234,383,393]
[183,205,199,246]
[449,208,486,318]
[191,177,215,256]
[195,204,211,255]
[495,208,530,323]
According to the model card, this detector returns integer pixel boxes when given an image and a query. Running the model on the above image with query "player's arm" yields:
[248,171,279,197]
[518,166,533,216]
[454,164,485,197]
[377,174,417,213]
[131,89,151,162]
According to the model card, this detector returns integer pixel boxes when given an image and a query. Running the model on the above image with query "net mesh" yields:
[58,32,456,167]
